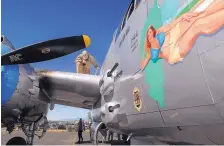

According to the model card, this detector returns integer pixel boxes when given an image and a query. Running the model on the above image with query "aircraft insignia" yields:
[133,87,142,112]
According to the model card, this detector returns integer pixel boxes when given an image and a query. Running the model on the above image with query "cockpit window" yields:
[120,12,127,30]
[120,0,135,31]
[127,2,134,19]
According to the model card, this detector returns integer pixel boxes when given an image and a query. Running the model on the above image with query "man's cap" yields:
[82,50,88,55]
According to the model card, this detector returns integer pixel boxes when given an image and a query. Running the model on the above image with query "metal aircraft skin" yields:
[1,0,224,145]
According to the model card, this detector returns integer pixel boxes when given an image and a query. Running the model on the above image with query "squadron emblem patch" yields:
[133,87,142,112]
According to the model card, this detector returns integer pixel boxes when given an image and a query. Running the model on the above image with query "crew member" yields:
[77,118,85,143]
[75,50,98,74]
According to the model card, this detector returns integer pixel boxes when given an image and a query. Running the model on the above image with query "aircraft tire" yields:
[6,137,27,145]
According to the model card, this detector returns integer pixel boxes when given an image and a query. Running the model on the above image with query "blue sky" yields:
[2,0,130,120]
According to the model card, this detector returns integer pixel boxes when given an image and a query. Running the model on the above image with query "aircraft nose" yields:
[1,44,19,105]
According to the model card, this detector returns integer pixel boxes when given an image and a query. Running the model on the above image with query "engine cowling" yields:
[1,37,49,132]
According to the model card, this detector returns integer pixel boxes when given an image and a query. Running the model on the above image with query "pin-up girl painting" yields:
[141,0,224,70]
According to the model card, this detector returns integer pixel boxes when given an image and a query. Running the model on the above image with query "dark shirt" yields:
[78,121,84,131]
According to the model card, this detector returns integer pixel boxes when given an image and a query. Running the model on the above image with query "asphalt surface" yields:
[1,129,93,145]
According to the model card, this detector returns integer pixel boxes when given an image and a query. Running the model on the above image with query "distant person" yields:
[77,118,85,143]
[75,50,99,74]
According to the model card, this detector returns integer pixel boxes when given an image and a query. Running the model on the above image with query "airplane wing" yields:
[36,70,101,109]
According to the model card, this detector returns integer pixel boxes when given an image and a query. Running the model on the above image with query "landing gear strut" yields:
[96,128,108,144]
[26,122,35,145]
[5,115,49,145]
[122,134,131,145]
[7,122,36,145]
[22,115,48,145]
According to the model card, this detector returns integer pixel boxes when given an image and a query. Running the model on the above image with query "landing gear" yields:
[6,121,15,134]
[95,128,108,145]
[6,122,36,145]
[5,115,49,145]
[109,134,131,145]
[26,122,35,145]
[91,122,108,145]
[22,115,49,145]
[91,122,129,145]
[122,134,131,145]
[6,137,27,145]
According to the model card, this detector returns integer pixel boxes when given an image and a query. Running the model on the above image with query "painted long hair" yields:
[146,25,156,48]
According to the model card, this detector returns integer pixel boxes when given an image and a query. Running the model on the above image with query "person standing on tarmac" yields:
[75,50,99,74]
[78,118,85,143]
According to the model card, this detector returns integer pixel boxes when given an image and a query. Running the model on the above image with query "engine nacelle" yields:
[91,108,101,122]
[1,36,49,132]
[91,99,103,122]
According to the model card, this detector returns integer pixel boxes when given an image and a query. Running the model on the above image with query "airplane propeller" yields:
[1,35,91,65]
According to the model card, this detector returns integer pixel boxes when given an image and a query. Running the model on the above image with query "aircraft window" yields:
[114,27,120,42]
[127,2,134,20]
[121,12,127,30]
[135,0,141,8]
[120,0,135,30]
[121,20,126,30]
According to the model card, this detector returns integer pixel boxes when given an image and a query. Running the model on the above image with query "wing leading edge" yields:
[36,70,101,109]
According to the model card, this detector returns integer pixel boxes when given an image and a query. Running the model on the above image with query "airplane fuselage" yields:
[1,0,224,145]
[91,0,224,144]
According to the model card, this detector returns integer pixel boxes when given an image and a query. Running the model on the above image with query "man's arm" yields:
[75,54,82,64]
[89,55,98,68]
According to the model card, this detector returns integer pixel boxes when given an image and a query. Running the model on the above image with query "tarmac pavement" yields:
[1,129,92,145]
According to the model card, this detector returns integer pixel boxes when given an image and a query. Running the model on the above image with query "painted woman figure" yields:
[141,0,224,70]
[142,25,165,66]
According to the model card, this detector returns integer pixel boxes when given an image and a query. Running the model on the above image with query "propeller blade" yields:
[1,35,91,65]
